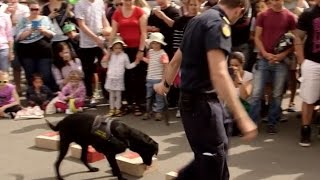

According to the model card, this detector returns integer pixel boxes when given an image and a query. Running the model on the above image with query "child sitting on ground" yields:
[26,74,54,110]
[142,32,169,121]
[55,70,86,113]
[0,71,22,119]
[101,36,140,117]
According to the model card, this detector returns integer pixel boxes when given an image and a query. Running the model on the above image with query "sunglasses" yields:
[30,8,40,11]
[0,80,8,84]
[115,2,123,6]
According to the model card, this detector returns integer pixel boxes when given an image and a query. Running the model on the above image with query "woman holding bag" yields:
[42,0,75,43]
[41,0,76,30]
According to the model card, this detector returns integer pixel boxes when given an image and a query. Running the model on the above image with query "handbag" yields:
[274,32,294,54]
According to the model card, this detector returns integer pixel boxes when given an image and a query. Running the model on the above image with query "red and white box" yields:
[116,151,157,177]
[166,171,178,180]
[70,144,105,163]
[35,132,60,150]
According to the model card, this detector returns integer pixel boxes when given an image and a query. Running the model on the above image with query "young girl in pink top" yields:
[55,70,86,113]
[0,71,21,118]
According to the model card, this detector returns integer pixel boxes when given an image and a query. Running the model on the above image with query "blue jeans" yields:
[249,58,288,126]
[20,57,55,90]
[146,79,165,113]
[0,48,9,72]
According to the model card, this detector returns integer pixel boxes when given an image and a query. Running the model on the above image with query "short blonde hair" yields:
[68,70,84,80]
[134,0,150,8]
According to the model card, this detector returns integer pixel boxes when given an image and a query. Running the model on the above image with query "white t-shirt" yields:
[107,52,136,79]
[75,0,105,48]
[236,71,253,96]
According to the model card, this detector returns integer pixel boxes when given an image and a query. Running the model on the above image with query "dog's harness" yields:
[91,115,114,141]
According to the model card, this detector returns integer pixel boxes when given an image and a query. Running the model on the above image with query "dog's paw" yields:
[89,167,99,172]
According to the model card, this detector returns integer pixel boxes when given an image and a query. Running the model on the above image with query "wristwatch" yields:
[164,80,171,88]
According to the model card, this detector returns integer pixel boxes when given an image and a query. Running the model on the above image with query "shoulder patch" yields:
[222,23,231,38]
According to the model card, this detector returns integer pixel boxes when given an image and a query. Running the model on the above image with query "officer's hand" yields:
[237,117,258,141]
[153,82,169,96]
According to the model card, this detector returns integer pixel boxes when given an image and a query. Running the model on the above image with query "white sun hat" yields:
[111,35,127,48]
[146,32,167,46]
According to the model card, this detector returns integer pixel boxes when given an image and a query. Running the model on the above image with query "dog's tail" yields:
[45,119,59,131]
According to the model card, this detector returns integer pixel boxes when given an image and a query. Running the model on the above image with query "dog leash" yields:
[163,93,170,126]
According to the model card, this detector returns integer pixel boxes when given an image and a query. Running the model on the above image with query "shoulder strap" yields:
[59,3,69,26]
[106,118,113,135]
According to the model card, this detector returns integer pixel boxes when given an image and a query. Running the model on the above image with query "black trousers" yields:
[4,105,22,113]
[124,48,147,108]
[177,92,231,180]
[78,47,105,97]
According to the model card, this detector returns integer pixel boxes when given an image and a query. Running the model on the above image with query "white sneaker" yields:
[66,109,73,114]
[90,98,97,104]
[176,110,181,118]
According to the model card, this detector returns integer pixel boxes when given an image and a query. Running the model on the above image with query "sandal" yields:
[134,106,143,116]
[114,109,123,117]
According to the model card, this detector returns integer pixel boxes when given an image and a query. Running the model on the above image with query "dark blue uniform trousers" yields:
[177,92,231,180]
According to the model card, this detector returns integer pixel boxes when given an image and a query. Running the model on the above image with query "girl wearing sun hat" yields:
[142,32,169,121]
[101,35,141,117]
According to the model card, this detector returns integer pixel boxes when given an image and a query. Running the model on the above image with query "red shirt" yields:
[256,8,296,53]
[112,7,144,48]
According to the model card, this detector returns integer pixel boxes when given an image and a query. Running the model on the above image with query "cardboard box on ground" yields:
[165,171,178,180]
[35,132,60,150]
[116,151,158,177]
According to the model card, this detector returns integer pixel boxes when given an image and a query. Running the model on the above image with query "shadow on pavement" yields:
[8,173,25,180]
[157,133,191,161]
[228,112,320,180]
[10,122,49,134]
[28,146,57,152]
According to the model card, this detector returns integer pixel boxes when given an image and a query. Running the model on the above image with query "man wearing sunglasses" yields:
[154,0,257,179]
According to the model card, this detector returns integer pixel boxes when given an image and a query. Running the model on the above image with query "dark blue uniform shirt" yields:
[180,6,232,93]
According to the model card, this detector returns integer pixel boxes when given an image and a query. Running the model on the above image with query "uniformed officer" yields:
[154,0,258,179]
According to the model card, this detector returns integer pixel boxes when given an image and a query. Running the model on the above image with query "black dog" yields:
[45,113,158,180]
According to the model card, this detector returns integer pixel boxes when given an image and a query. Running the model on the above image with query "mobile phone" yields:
[31,20,40,29]
[228,67,236,80]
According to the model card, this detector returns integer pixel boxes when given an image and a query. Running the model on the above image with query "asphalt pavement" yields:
[0,95,319,180]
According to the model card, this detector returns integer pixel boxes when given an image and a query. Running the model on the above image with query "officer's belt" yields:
[91,115,113,140]
[181,91,218,101]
